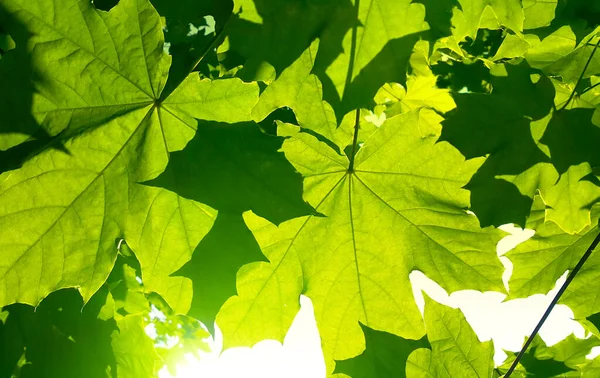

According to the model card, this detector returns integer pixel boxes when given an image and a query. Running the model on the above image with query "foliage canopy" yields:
[1,0,600,376]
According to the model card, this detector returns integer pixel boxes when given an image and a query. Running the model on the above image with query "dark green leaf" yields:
[335,323,430,378]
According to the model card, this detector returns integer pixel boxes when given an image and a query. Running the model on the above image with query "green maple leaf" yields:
[406,296,495,378]
[216,108,504,372]
[506,211,600,312]
[497,334,600,377]
[334,323,430,378]
[144,118,317,321]
[527,27,600,83]
[538,163,600,234]
[0,0,258,309]
[524,26,577,73]
[457,0,524,40]
[373,73,456,118]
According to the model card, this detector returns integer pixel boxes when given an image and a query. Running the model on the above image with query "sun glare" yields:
[159,296,326,378]
[161,227,592,377]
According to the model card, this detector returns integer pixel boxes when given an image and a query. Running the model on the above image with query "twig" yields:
[186,15,232,76]
[503,226,600,377]
[559,37,600,111]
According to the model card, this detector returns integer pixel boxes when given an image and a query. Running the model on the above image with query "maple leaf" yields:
[528,28,600,83]
[0,0,258,309]
[4,0,600,376]
[334,323,429,378]
[507,211,600,315]
[216,108,504,372]
[406,296,495,378]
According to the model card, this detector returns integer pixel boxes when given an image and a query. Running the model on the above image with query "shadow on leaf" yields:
[0,289,117,378]
[176,212,266,333]
[225,0,354,83]
[146,120,317,225]
[152,0,234,98]
[0,5,58,174]
[334,323,430,378]
[440,63,556,227]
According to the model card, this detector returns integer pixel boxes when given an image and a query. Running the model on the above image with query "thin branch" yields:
[559,37,600,111]
[186,15,232,77]
[503,226,600,377]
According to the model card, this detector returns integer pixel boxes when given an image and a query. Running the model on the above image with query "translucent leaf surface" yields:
[0,0,258,308]
[217,109,504,372]
[406,296,495,378]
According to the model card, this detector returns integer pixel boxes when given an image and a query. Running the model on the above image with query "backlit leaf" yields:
[406,296,495,378]
[217,109,504,372]
[0,0,258,308]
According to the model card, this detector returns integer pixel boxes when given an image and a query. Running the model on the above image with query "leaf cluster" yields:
[2,0,600,377]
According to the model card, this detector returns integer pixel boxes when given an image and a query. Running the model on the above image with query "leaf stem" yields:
[347,109,361,173]
[559,37,600,111]
[503,226,600,377]
[345,0,360,173]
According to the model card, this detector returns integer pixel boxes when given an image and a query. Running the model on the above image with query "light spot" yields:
[188,16,216,37]
[364,111,386,127]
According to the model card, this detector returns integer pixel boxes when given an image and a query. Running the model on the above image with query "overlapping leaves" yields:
[0,0,257,310]
[216,106,503,372]
[3,0,600,377]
